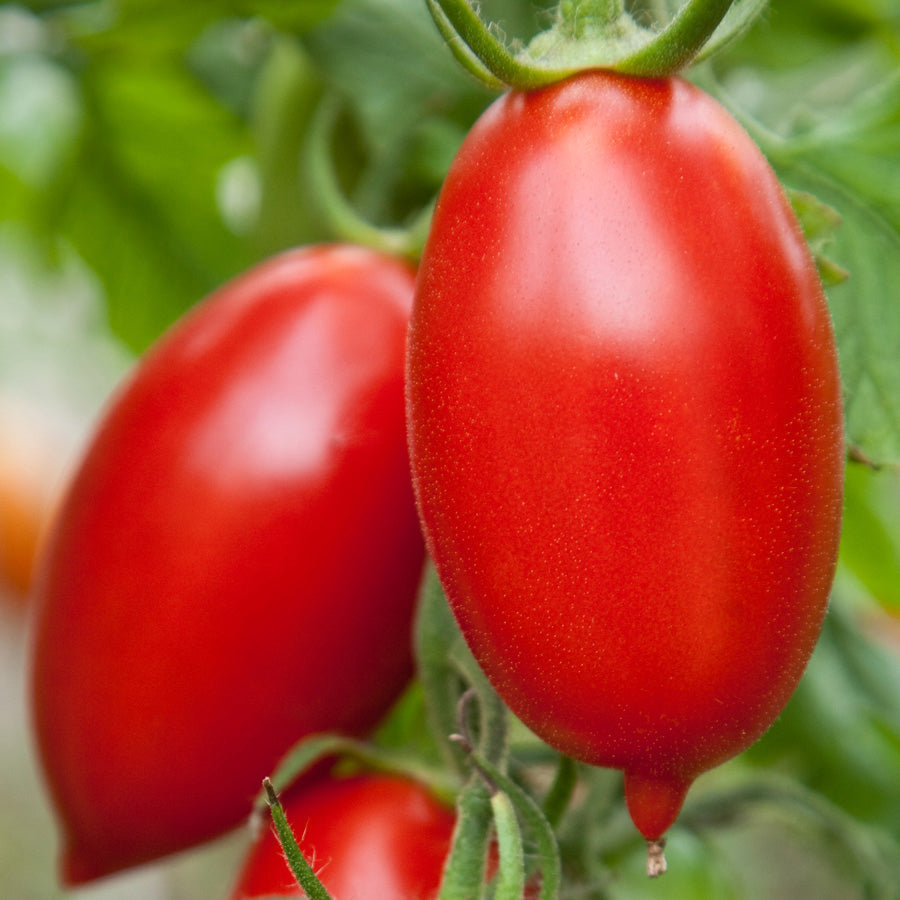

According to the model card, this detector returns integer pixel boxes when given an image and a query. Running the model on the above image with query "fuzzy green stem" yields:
[263,778,333,900]
[429,0,572,88]
[467,752,563,900]
[491,791,527,900]
[426,0,506,88]
[613,0,734,75]
[438,777,494,900]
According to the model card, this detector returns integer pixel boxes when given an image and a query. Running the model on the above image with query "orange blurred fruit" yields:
[0,394,67,602]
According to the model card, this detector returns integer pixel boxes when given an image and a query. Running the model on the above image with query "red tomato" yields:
[30,245,425,884]
[407,73,844,843]
[230,774,456,900]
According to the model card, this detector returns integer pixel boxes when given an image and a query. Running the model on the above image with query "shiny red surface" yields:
[231,774,456,900]
[30,245,425,882]
[407,72,844,840]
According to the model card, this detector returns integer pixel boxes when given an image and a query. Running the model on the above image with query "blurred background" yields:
[2,0,900,897]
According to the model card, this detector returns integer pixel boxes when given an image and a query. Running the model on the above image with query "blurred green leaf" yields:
[301,0,494,225]
[52,55,256,349]
[744,602,900,831]
[839,462,900,611]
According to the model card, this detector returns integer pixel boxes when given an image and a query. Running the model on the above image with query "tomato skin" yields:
[30,245,425,883]
[230,774,456,900]
[406,73,844,840]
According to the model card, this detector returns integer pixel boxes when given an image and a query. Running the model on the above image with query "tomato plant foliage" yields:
[29,245,425,884]
[5,0,900,898]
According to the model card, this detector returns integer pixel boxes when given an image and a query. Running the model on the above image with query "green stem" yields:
[542,755,578,828]
[425,0,506,88]
[303,95,427,259]
[449,655,508,769]
[613,0,734,76]
[694,0,769,63]
[263,778,333,900]
[428,0,572,89]
[558,0,626,38]
[259,731,456,812]
[438,777,494,900]
[491,791,527,900]
[468,753,563,900]
[414,564,477,776]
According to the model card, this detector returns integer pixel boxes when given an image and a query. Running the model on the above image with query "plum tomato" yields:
[30,245,425,883]
[406,72,844,845]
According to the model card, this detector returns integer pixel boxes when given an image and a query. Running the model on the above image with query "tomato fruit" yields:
[407,72,844,844]
[230,773,456,899]
[30,245,425,883]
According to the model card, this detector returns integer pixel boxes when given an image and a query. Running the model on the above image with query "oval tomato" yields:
[30,245,425,884]
[230,774,456,900]
[407,73,844,843]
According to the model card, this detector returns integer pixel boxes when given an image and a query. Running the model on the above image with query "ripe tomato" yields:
[30,245,425,884]
[407,72,844,843]
[230,774,456,900]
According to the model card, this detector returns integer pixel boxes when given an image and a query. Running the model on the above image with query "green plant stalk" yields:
[491,790,527,900]
[438,777,495,900]
[612,0,734,75]
[258,731,457,812]
[415,564,480,776]
[450,649,509,769]
[429,0,572,89]
[425,0,506,88]
[262,778,333,900]
[303,94,430,260]
[480,758,562,900]
[542,755,578,828]
[693,0,769,63]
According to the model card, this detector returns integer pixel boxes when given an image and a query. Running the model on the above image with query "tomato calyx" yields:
[426,0,768,88]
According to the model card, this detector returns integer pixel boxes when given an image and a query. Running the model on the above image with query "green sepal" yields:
[788,188,850,287]
[425,0,769,89]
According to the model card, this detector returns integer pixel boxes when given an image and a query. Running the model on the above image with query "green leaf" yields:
[744,603,900,831]
[59,55,256,349]
[301,0,492,225]
[838,462,900,612]
[61,0,340,57]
